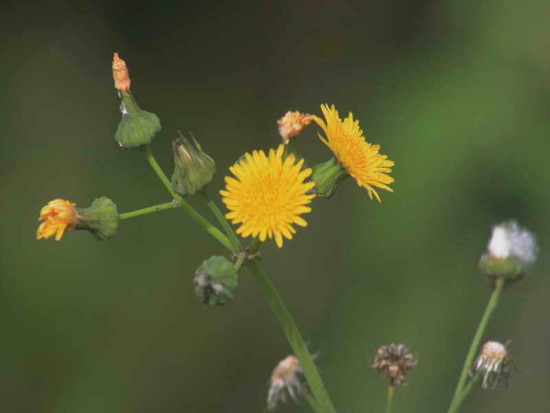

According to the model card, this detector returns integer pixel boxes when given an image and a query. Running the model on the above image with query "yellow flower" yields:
[313,104,394,201]
[37,199,79,241]
[221,145,315,248]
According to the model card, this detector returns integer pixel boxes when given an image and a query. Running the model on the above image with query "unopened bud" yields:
[193,256,238,306]
[311,157,347,198]
[171,133,216,196]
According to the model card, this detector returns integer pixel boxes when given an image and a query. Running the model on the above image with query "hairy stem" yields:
[119,201,179,220]
[143,147,233,251]
[246,261,336,413]
[448,277,505,412]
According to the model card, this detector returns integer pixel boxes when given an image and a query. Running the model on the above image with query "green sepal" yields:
[171,133,216,196]
[193,256,238,306]
[114,95,161,150]
[76,197,119,240]
[479,254,524,283]
[312,157,348,198]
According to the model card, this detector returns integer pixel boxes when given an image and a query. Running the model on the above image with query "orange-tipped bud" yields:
[277,111,313,144]
[37,199,79,241]
[112,52,131,94]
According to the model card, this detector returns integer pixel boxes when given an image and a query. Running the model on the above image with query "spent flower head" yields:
[475,341,510,390]
[37,199,79,241]
[480,220,538,281]
[277,111,313,144]
[267,355,304,410]
[112,52,131,94]
[487,220,537,265]
[313,104,394,201]
[221,145,315,248]
[372,343,417,385]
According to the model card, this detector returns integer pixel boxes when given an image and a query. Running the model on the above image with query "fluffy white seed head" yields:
[487,220,537,265]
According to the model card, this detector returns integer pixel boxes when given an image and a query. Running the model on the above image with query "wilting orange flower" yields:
[313,104,394,201]
[112,52,131,94]
[36,199,79,241]
[277,111,313,144]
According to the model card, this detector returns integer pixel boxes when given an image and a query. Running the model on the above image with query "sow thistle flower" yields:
[37,199,80,241]
[37,197,119,241]
[221,145,315,248]
[313,104,394,201]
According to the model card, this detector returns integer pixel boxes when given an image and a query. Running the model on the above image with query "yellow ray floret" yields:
[37,199,79,241]
[221,145,315,248]
[313,104,394,201]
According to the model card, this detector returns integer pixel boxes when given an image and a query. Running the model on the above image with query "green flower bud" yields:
[115,95,161,149]
[171,133,216,196]
[311,157,348,198]
[193,256,238,306]
[75,197,119,240]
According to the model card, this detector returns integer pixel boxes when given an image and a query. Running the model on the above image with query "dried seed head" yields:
[475,341,510,390]
[480,220,538,282]
[487,220,537,265]
[372,343,417,385]
[267,355,304,410]
[277,111,313,144]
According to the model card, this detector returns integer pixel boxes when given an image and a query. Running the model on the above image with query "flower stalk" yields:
[448,277,505,412]
[246,260,336,413]
[118,200,180,220]
[144,147,234,251]
[386,384,395,413]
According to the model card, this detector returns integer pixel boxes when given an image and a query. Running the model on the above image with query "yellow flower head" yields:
[221,145,315,248]
[313,104,394,201]
[37,199,79,241]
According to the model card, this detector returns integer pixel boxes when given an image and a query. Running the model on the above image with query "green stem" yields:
[448,277,505,413]
[118,201,179,220]
[143,147,233,251]
[451,373,480,412]
[246,261,335,413]
[233,255,245,272]
[199,190,242,251]
[386,383,395,413]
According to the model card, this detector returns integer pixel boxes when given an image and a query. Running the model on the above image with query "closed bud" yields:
[311,157,347,198]
[171,133,216,196]
[193,256,238,306]
[115,95,161,149]
[76,197,119,240]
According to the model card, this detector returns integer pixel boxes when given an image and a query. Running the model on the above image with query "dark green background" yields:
[2,0,549,411]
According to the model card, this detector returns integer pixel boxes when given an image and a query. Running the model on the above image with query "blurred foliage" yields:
[1,0,549,411]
